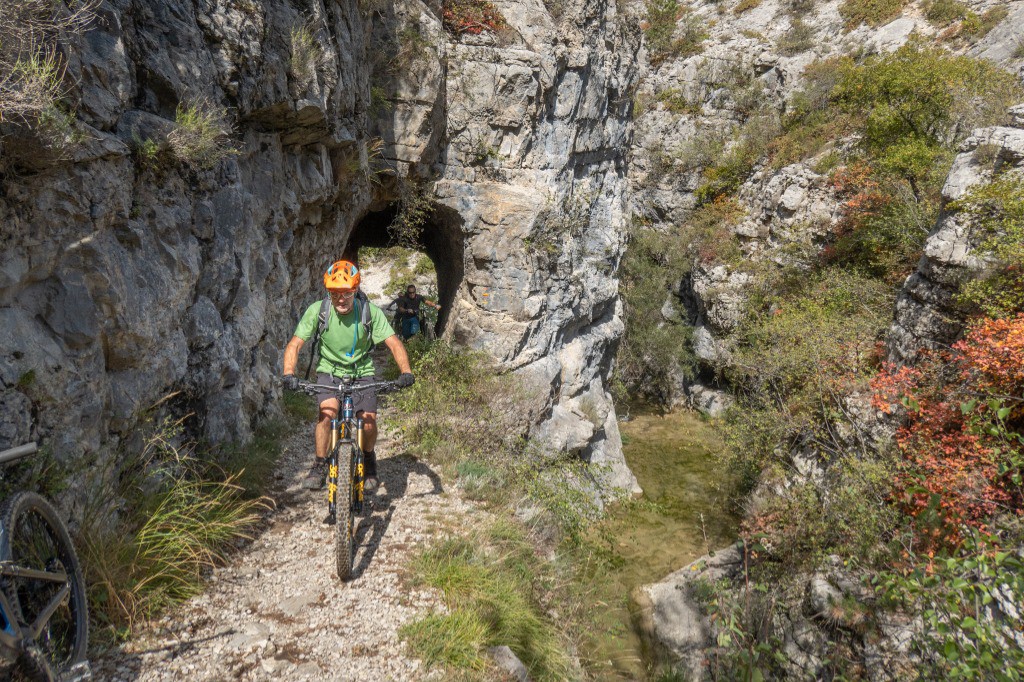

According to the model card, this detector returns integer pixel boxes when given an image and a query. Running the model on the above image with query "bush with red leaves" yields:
[872,314,1024,548]
[442,0,507,35]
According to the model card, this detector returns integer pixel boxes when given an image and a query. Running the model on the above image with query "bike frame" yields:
[0,562,70,654]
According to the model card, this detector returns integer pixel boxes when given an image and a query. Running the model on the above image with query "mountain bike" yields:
[292,378,402,581]
[418,306,438,342]
[0,443,90,681]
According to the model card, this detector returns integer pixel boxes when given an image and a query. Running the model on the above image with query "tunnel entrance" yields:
[344,202,464,338]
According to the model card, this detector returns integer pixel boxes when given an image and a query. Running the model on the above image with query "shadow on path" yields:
[351,454,444,579]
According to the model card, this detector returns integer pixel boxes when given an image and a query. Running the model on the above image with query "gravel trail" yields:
[95,426,478,681]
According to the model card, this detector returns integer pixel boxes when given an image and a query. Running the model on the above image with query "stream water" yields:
[583,408,739,680]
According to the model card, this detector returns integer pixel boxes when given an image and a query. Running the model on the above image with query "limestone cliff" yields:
[0,0,640,493]
[628,0,1024,410]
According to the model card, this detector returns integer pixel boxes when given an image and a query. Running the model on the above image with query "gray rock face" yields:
[889,115,1024,363]
[634,544,744,680]
[0,0,640,496]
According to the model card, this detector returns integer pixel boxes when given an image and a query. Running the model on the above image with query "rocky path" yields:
[95,427,481,681]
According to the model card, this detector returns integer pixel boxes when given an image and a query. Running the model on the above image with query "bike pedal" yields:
[323,513,336,525]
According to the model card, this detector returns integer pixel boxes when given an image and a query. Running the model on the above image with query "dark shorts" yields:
[315,373,378,415]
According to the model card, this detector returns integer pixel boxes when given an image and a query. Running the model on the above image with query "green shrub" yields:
[777,16,815,56]
[722,269,893,476]
[877,533,1024,681]
[645,0,707,64]
[669,125,727,174]
[962,6,1008,39]
[733,0,762,14]
[924,0,967,25]
[389,181,435,247]
[831,43,1022,194]
[655,87,701,115]
[839,0,908,29]
[696,114,779,204]
[825,178,940,283]
[954,176,1024,319]
[386,341,534,501]
[167,99,236,169]
[615,224,697,403]
[788,0,817,14]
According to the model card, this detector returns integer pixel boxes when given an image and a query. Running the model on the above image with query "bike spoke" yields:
[29,584,70,641]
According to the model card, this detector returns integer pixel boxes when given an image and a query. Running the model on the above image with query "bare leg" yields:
[316,399,339,459]
[359,412,378,452]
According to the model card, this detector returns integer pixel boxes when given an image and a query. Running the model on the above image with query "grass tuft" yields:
[78,416,274,637]
[288,19,326,91]
[401,610,490,671]
[404,528,572,681]
[167,99,236,170]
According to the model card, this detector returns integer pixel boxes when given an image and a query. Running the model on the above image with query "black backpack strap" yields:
[304,296,332,379]
[356,290,375,350]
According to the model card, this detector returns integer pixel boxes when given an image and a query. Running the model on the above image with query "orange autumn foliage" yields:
[872,314,1024,548]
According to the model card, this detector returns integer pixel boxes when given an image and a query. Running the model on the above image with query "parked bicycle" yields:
[292,378,404,580]
[0,443,89,681]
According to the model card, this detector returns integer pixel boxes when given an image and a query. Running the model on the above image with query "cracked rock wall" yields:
[1,0,642,495]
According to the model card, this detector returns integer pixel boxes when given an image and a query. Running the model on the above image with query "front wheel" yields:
[0,492,89,679]
[335,446,356,581]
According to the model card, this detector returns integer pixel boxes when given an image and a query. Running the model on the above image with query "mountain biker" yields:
[389,284,441,340]
[281,260,415,493]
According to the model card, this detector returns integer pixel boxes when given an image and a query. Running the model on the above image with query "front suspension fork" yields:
[353,417,365,514]
[327,418,340,521]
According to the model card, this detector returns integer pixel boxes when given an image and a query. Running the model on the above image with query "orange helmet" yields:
[323,260,360,290]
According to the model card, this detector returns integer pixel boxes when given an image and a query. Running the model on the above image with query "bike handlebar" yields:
[293,379,402,396]
[0,442,38,465]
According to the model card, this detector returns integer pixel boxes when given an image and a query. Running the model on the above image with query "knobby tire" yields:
[0,492,88,680]
[335,446,356,580]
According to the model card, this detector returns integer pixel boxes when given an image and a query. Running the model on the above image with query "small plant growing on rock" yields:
[733,0,762,15]
[167,99,237,170]
[441,0,507,36]
[0,0,97,166]
[778,16,815,56]
[288,19,327,91]
[0,0,95,122]
[643,0,707,65]
[838,0,908,30]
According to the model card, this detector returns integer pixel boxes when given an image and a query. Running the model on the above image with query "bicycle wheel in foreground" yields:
[0,492,89,679]
[335,446,356,581]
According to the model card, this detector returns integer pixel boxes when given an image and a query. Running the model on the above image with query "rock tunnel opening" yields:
[344,203,464,338]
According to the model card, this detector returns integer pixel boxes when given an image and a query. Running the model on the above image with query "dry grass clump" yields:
[167,99,236,169]
[288,19,327,91]
[0,0,97,164]
[79,418,269,636]
[0,0,95,123]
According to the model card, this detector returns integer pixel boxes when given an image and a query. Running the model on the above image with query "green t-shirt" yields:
[294,298,395,378]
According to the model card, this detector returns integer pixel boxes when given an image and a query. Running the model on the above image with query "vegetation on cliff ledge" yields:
[622,35,1024,679]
